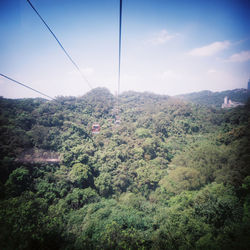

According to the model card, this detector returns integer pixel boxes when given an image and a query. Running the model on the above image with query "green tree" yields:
[5,167,30,196]
[69,163,92,188]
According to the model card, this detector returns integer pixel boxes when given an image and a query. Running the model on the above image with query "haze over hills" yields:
[0,88,250,249]
[176,88,250,108]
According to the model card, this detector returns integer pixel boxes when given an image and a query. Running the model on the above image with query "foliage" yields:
[0,88,249,249]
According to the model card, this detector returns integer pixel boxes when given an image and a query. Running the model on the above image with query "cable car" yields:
[115,119,121,125]
[92,123,100,134]
[115,116,121,125]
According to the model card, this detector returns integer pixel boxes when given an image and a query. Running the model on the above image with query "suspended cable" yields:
[26,0,93,90]
[116,0,123,119]
[0,73,56,101]
[118,0,123,97]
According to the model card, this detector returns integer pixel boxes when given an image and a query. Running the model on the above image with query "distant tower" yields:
[248,79,250,90]
[224,96,228,104]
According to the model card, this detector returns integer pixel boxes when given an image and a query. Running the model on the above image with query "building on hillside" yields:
[221,96,244,108]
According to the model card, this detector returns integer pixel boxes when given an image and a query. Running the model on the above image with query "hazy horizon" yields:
[1,0,250,99]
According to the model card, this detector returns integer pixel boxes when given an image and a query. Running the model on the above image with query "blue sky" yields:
[0,0,250,98]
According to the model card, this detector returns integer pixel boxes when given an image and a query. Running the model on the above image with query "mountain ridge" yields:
[176,88,250,107]
[2,87,249,109]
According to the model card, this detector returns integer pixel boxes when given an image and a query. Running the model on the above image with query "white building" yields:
[221,96,244,108]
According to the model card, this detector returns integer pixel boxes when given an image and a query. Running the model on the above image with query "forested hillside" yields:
[0,88,250,249]
[177,88,250,107]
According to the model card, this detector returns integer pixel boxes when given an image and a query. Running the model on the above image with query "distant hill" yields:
[176,88,250,107]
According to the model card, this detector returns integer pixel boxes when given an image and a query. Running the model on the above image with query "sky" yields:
[0,0,250,99]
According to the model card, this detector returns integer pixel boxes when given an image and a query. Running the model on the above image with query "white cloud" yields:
[227,50,250,62]
[81,67,94,76]
[160,70,182,80]
[123,73,141,81]
[207,69,217,74]
[68,67,94,79]
[188,41,231,56]
[148,30,176,45]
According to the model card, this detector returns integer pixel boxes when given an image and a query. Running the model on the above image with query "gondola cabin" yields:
[115,116,121,125]
[92,123,100,134]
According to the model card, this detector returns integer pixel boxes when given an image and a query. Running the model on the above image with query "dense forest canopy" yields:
[0,88,250,249]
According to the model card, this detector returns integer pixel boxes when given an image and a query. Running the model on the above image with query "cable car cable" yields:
[26,0,93,90]
[118,0,122,97]
[0,73,56,101]
[116,0,123,120]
